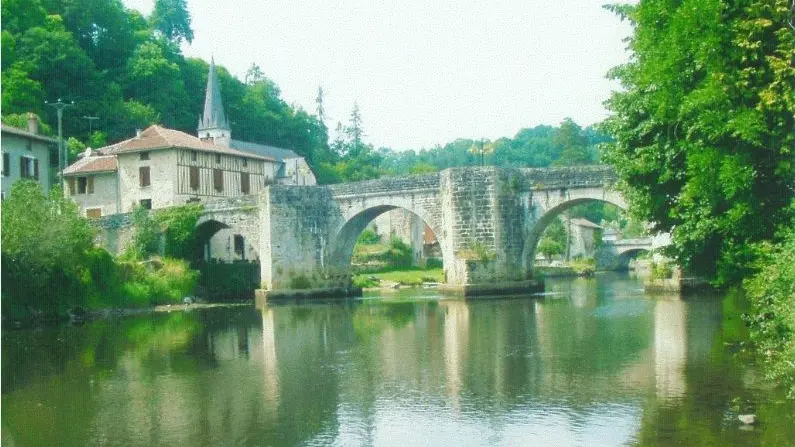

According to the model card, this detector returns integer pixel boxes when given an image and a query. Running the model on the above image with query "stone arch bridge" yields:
[95,166,665,297]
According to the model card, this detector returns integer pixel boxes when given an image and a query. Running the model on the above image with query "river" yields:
[2,272,794,446]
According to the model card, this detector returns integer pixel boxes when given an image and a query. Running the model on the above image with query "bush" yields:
[357,228,381,245]
[744,227,795,398]
[426,257,443,269]
[382,236,413,268]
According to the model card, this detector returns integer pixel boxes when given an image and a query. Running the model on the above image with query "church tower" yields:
[197,58,231,147]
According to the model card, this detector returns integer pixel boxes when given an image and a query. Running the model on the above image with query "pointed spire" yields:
[198,57,229,134]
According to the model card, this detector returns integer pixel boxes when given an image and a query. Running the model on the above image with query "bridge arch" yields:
[616,248,650,270]
[194,214,260,263]
[327,203,452,277]
[524,188,627,275]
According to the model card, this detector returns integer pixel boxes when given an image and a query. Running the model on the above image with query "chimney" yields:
[26,113,39,135]
[135,129,142,138]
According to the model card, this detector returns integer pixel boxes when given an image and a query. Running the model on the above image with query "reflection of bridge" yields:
[95,166,669,297]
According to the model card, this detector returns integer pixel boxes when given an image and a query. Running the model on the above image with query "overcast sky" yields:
[122,0,634,149]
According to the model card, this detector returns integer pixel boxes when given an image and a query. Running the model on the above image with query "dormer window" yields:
[140,152,150,160]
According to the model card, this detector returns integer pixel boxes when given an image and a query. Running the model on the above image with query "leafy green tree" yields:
[601,0,795,283]
[537,218,568,261]
[1,181,95,317]
[552,118,590,166]
[149,0,194,44]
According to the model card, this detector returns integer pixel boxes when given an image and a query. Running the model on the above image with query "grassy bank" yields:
[353,268,444,288]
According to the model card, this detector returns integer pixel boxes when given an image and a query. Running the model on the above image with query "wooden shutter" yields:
[67,177,75,194]
[213,168,223,191]
[33,159,39,180]
[3,153,9,177]
[87,176,94,193]
[189,166,199,189]
[19,156,25,177]
[241,172,250,194]
[139,166,150,187]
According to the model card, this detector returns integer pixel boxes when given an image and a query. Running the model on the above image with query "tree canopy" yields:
[601,0,795,283]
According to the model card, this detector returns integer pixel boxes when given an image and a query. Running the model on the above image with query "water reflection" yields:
[3,275,794,446]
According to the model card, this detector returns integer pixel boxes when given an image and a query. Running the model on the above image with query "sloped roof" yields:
[571,218,601,229]
[63,155,118,176]
[97,125,274,161]
[1,124,58,144]
[229,139,300,162]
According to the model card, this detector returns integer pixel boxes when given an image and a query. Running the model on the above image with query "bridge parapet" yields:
[522,166,617,190]
[329,173,440,197]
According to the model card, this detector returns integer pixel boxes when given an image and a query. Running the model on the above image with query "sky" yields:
[122,0,634,149]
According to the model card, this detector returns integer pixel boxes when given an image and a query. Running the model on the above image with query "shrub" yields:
[426,257,443,269]
[357,228,381,245]
[744,227,795,398]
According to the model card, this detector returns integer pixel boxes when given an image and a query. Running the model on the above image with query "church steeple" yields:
[198,57,231,146]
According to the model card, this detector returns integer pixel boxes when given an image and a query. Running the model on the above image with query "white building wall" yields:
[118,150,178,212]
[65,172,119,217]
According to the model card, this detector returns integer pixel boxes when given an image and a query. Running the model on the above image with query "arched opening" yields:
[329,206,450,287]
[192,219,261,300]
[617,248,650,271]
[526,198,634,274]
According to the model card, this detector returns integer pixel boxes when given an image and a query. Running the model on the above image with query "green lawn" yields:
[353,268,444,288]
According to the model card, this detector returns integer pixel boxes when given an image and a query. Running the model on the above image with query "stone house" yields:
[63,58,317,262]
[568,217,602,260]
[1,114,58,199]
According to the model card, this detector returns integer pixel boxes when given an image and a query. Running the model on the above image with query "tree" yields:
[601,0,794,283]
[149,0,194,44]
[315,85,326,124]
[552,118,590,166]
[245,62,264,85]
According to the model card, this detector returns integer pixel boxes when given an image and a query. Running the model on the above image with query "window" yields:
[87,176,94,194]
[140,152,150,160]
[242,158,248,167]
[234,235,245,257]
[240,172,250,194]
[139,166,150,187]
[191,151,198,162]
[140,199,152,209]
[26,140,32,151]
[2,153,9,177]
[67,177,75,194]
[86,208,102,219]
[77,176,87,194]
[215,154,221,164]
[213,169,223,191]
[189,166,200,190]
[19,156,36,179]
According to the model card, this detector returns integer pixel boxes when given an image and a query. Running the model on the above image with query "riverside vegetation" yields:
[1,181,200,323]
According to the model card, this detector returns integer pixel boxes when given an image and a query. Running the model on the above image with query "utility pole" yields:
[82,116,99,134]
[45,98,74,178]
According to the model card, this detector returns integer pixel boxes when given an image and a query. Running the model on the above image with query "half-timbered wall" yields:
[174,149,275,199]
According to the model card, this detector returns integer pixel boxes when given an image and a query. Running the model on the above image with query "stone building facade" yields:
[64,58,318,262]
[1,115,58,198]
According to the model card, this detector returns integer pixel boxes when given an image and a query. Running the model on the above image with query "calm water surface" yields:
[3,273,794,446]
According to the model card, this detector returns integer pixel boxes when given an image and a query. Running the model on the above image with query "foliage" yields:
[537,218,567,260]
[569,258,596,276]
[353,268,444,288]
[155,204,203,258]
[744,225,795,397]
[127,205,160,260]
[649,261,674,281]
[601,0,795,284]
[357,228,381,245]
[149,0,193,44]
[1,181,96,318]
[1,112,53,135]
[383,236,414,268]
[426,257,443,269]
[119,257,198,306]
[196,261,259,301]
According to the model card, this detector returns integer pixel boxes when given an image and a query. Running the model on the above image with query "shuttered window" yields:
[3,153,9,177]
[67,177,75,195]
[213,169,223,192]
[139,166,150,187]
[241,172,250,194]
[19,156,25,177]
[33,159,39,180]
[87,176,94,194]
[77,177,87,194]
[189,166,199,189]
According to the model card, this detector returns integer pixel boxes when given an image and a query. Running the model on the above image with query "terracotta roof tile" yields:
[1,124,59,143]
[63,155,118,176]
[98,125,274,161]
